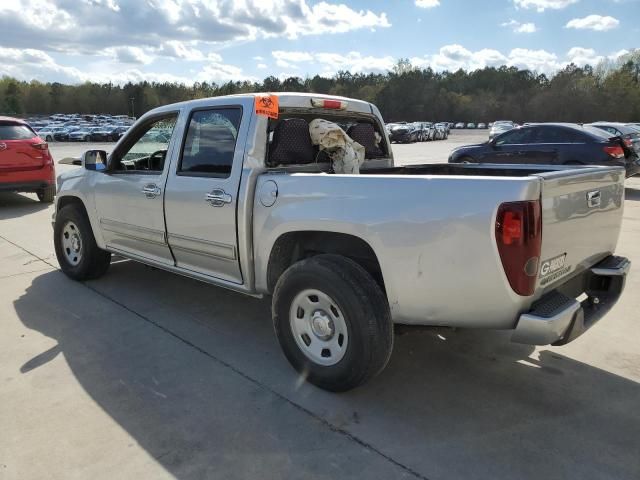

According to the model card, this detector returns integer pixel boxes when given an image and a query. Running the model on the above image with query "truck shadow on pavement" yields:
[0,192,50,220]
[14,264,640,480]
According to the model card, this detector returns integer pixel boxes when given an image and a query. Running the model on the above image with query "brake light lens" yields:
[495,200,542,296]
[311,98,348,110]
[31,142,48,151]
[603,145,624,159]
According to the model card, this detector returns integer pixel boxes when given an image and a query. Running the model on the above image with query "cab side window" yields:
[113,114,177,173]
[495,128,534,146]
[179,108,242,177]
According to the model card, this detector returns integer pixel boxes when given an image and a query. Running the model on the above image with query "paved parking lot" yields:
[1,130,639,479]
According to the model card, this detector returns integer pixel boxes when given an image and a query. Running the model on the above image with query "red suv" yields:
[0,116,56,202]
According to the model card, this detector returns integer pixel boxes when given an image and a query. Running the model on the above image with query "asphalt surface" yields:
[1,130,639,480]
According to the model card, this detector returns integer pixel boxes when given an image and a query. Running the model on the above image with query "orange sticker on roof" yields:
[255,94,279,119]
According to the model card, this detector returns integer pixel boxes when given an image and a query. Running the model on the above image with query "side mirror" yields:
[82,150,108,171]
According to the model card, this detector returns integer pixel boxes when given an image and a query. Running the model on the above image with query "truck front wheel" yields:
[54,204,111,280]
[273,254,393,392]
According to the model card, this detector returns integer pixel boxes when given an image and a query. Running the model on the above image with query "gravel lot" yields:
[1,129,639,480]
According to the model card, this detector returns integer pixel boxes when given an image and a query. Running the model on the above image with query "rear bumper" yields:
[0,164,55,192]
[512,255,630,345]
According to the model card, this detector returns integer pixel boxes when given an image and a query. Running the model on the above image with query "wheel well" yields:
[267,231,385,294]
[56,196,87,216]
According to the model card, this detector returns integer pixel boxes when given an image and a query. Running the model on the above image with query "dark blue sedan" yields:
[448,123,639,178]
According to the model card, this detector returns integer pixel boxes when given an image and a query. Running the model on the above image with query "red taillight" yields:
[31,142,48,151]
[623,138,633,148]
[603,145,624,159]
[310,98,348,110]
[495,200,542,296]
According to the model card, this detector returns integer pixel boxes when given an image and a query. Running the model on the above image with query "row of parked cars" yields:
[386,122,450,143]
[453,122,489,129]
[449,121,640,178]
[28,113,134,142]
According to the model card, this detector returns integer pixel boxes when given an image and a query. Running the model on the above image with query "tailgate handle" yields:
[587,190,601,208]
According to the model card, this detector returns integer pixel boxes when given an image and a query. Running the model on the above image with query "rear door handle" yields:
[205,189,232,207]
[142,184,161,198]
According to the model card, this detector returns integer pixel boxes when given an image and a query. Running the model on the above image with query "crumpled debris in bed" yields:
[309,118,365,174]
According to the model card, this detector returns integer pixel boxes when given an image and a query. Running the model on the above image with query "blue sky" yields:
[0,0,637,85]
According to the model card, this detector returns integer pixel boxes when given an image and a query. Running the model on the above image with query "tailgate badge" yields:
[587,190,601,208]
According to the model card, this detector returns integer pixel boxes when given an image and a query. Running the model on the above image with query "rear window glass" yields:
[0,124,35,140]
[583,126,614,140]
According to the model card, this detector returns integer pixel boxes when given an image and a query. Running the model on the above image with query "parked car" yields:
[54,126,81,141]
[449,123,640,177]
[0,116,56,202]
[388,123,419,143]
[418,122,436,141]
[489,120,515,140]
[587,122,640,156]
[454,122,465,129]
[434,123,448,140]
[37,126,66,141]
[53,93,629,392]
[68,128,95,142]
[477,123,487,129]
[109,126,130,141]
[466,123,476,129]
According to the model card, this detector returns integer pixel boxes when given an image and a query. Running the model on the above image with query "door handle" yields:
[141,184,161,198]
[205,189,232,207]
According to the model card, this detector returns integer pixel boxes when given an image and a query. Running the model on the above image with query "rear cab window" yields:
[266,111,389,167]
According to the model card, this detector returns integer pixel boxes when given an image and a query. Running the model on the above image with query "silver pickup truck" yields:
[53,93,630,391]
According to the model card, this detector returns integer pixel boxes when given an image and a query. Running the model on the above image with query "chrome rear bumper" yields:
[512,255,630,346]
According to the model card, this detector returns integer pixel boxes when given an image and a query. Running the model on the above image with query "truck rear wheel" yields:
[273,254,393,392]
[54,204,111,280]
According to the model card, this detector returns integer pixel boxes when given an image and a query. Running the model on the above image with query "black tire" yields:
[459,156,476,164]
[54,204,111,280]
[46,135,53,141]
[273,254,393,392]
[86,135,91,142]
[36,185,56,203]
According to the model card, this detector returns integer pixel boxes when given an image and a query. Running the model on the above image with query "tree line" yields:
[1,51,639,123]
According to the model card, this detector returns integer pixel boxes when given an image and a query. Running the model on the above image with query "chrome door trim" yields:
[167,233,237,261]
[100,218,166,245]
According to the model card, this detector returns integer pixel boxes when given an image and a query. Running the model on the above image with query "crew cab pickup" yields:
[53,93,630,391]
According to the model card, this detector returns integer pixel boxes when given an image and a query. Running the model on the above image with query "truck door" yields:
[163,105,248,284]
[93,112,179,265]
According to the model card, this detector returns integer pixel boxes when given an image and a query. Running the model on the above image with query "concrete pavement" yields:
[1,136,639,479]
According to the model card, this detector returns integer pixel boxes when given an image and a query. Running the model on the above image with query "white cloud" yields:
[108,46,153,65]
[513,0,578,12]
[271,50,395,75]
[415,0,440,8]
[566,15,620,31]
[257,63,268,69]
[159,41,206,61]
[272,50,314,68]
[566,47,603,66]
[0,1,390,54]
[501,19,537,33]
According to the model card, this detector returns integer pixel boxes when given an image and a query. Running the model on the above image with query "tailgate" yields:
[533,166,625,294]
[0,139,46,172]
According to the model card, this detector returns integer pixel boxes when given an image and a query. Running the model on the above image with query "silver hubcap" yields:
[61,221,83,266]
[289,289,348,366]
